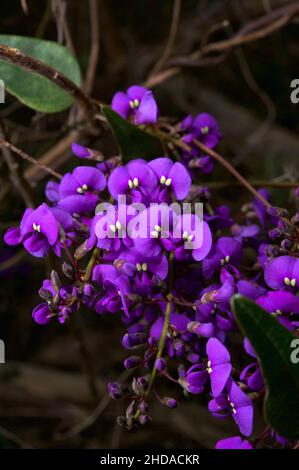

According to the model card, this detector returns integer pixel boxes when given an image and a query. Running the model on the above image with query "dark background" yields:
[0,0,298,449]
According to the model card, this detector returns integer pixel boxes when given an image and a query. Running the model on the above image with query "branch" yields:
[84,0,100,95]
[193,139,271,208]
[0,140,62,180]
[0,44,94,116]
[145,1,299,88]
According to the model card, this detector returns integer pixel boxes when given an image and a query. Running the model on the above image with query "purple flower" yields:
[202,237,242,279]
[206,337,232,396]
[71,142,92,159]
[118,248,168,295]
[4,203,59,257]
[162,213,213,262]
[178,363,207,394]
[87,204,134,253]
[58,166,106,214]
[148,157,191,201]
[182,113,221,149]
[92,264,131,317]
[256,290,299,330]
[209,378,253,436]
[108,159,158,202]
[264,255,299,290]
[215,436,253,449]
[111,85,158,125]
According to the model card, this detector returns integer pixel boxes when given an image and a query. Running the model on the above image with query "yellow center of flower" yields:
[128,178,139,189]
[201,126,209,135]
[284,277,296,287]
[160,175,172,186]
[182,230,194,242]
[77,184,88,194]
[33,222,41,232]
[129,98,140,109]
[221,255,230,266]
[136,262,147,272]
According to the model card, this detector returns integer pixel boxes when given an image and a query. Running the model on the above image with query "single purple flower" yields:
[209,378,253,436]
[108,159,158,202]
[206,337,232,397]
[4,203,59,257]
[178,363,207,394]
[149,157,191,201]
[111,85,158,125]
[182,113,221,148]
[202,237,242,279]
[118,248,168,295]
[58,166,106,214]
[92,264,131,317]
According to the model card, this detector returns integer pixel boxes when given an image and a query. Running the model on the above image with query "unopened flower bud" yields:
[155,357,167,371]
[122,332,147,349]
[74,241,91,260]
[161,397,177,408]
[62,262,74,279]
[138,414,151,425]
[280,239,292,251]
[138,400,149,413]
[267,206,289,218]
[124,355,142,369]
[108,382,123,400]
[132,376,148,395]
[38,287,53,301]
[83,283,94,296]
[51,270,61,290]
[173,338,184,355]
[268,228,281,240]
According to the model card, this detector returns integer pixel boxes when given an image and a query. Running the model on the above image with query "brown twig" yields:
[0,44,94,117]
[0,139,63,180]
[145,1,299,88]
[149,0,181,77]
[84,0,100,95]
[0,122,35,207]
[193,139,271,208]
[0,425,33,449]
[24,131,76,182]
[203,180,299,190]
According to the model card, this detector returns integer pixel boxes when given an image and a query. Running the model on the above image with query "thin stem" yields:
[146,299,172,395]
[0,44,94,117]
[0,139,62,180]
[83,247,99,282]
[193,139,271,208]
[146,252,174,396]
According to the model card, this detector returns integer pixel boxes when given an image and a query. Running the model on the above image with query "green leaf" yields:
[232,294,299,439]
[0,35,81,112]
[102,106,163,162]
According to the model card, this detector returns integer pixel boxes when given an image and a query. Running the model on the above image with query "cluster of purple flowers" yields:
[4,85,299,449]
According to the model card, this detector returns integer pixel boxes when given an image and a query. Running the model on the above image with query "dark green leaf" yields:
[102,106,163,162]
[0,35,81,112]
[232,294,299,438]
